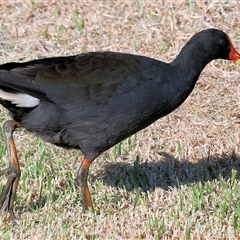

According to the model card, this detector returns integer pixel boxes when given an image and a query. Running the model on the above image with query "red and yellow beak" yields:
[230,46,240,64]
[228,36,240,64]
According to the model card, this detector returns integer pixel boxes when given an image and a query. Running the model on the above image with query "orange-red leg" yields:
[0,120,21,222]
[76,159,93,212]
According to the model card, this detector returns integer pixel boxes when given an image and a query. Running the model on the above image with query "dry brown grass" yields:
[1,1,240,239]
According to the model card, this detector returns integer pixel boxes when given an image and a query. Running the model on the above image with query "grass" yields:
[73,9,85,35]
[1,0,240,239]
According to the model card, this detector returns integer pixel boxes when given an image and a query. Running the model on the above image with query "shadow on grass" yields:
[6,150,240,216]
[100,150,240,192]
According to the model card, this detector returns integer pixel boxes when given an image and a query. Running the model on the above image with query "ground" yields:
[0,1,240,239]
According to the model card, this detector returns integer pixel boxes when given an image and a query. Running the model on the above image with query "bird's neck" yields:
[170,41,212,85]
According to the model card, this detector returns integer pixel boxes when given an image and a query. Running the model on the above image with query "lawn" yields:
[1,1,240,239]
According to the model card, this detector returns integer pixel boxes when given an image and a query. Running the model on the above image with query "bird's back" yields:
[0,51,198,160]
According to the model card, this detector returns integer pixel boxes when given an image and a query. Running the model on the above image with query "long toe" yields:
[0,168,19,210]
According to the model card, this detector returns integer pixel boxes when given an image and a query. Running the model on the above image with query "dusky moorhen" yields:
[0,28,239,222]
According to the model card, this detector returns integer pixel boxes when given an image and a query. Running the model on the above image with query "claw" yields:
[0,120,21,223]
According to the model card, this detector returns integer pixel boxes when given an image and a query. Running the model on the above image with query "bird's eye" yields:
[219,39,226,46]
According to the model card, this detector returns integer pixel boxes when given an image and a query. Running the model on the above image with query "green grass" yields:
[56,25,62,42]
[73,9,84,35]
[1,145,240,238]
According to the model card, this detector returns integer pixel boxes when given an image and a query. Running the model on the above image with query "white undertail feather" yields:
[0,90,40,107]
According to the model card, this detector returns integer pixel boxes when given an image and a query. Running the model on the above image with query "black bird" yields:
[0,29,239,222]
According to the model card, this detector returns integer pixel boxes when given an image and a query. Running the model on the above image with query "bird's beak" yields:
[228,36,240,64]
[230,46,240,64]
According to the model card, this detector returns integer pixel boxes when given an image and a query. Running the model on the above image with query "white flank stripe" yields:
[0,90,40,107]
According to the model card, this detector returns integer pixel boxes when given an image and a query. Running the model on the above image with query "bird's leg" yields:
[76,159,93,212]
[0,120,21,222]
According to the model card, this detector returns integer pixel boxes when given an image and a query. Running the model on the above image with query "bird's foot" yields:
[0,120,21,223]
[0,165,20,223]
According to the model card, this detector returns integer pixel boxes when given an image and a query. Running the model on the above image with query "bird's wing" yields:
[0,52,153,111]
